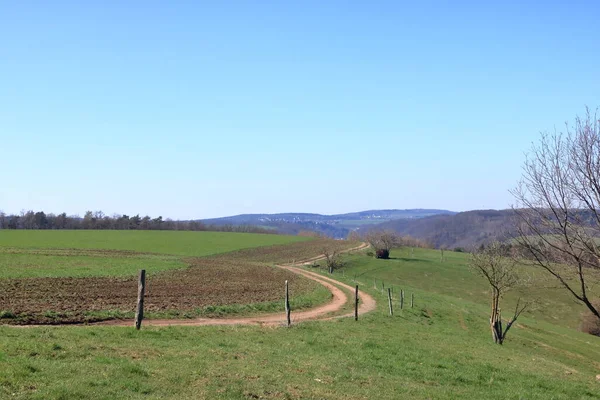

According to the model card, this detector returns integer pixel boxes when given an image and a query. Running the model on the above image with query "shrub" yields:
[454,247,466,253]
[375,249,390,259]
[0,310,15,319]
[366,251,374,257]
[366,230,400,257]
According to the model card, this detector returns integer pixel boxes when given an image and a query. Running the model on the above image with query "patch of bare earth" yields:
[0,240,369,325]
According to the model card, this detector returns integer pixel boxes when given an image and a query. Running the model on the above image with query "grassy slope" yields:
[0,230,311,257]
[340,248,599,329]
[1,248,600,399]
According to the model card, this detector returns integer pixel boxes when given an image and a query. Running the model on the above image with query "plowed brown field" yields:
[0,239,360,325]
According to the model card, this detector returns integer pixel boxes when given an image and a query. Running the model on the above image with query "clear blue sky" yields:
[1,1,598,219]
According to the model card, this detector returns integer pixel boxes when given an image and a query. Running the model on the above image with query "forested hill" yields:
[200,209,455,238]
[362,209,516,250]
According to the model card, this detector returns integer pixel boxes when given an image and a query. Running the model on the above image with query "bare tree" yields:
[511,108,600,323]
[347,230,361,242]
[323,247,343,274]
[20,210,36,229]
[399,235,433,250]
[470,241,528,344]
[365,230,400,259]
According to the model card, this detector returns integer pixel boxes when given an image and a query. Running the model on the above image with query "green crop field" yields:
[0,230,312,279]
[0,248,185,278]
[1,243,600,399]
[0,230,311,257]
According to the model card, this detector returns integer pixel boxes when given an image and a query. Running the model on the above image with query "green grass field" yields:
[0,230,311,257]
[1,242,600,399]
[337,248,599,330]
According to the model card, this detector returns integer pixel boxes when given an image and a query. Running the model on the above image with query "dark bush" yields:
[0,310,15,319]
[453,247,465,253]
[375,249,390,259]
[366,251,374,257]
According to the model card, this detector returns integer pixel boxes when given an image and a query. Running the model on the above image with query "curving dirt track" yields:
[95,243,376,327]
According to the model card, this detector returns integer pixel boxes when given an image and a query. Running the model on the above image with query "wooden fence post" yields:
[400,289,404,310]
[285,280,291,327]
[135,269,146,330]
[354,285,359,321]
[411,293,414,308]
[388,288,393,316]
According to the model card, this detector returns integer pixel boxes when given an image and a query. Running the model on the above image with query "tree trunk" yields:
[490,290,504,344]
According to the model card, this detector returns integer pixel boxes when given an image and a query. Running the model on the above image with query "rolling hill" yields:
[200,209,456,238]
[362,209,516,249]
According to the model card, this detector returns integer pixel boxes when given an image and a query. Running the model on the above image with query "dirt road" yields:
[97,243,376,327]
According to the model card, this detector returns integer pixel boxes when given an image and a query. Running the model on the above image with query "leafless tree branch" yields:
[511,107,600,322]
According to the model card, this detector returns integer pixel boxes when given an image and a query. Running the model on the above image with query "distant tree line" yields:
[0,210,274,234]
